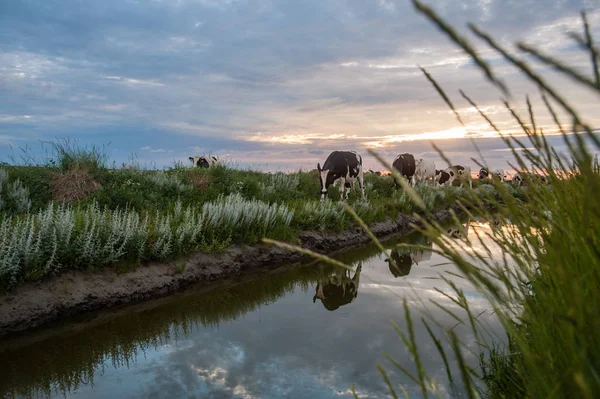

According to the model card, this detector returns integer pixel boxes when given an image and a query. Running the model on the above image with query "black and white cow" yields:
[478,167,490,179]
[436,165,472,188]
[512,172,549,186]
[512,172,524,186]
[189,155,220,168]
[435,169,451,185]
[313,264,362,311]
[317,151,365,201]
[492,169,506,182]
[392,153,416,188]
[478,167,505,182]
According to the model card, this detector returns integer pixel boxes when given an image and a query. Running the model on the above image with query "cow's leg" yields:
[344,178,353,200]
[339,178,346,200]
[358,171,365,199]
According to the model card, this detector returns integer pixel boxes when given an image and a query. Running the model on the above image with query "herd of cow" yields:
[189,150,548,201]
[188,153,519,311]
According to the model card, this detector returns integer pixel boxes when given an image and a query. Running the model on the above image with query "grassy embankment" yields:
[0,141,518,290]
[263,3,600,398]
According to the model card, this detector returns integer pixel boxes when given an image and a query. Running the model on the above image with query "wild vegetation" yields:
[264,3,600,398]
[0,137,516,289]
[0,4,596,399]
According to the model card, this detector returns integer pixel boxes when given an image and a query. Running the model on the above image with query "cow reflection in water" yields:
[313,263,362,311]
[446,219,471,239]
[385,238,433,277]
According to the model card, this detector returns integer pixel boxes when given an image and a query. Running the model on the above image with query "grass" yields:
[263,5,600,399]
[0,195,296,287]
[0,144,515,289]
[1,8,595,399]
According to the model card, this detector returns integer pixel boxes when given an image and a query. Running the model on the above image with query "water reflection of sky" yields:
[0,222,508,399]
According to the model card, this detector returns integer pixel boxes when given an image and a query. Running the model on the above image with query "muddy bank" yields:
[0,209,458,337]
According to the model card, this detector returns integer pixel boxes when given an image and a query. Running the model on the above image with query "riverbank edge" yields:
[0,208,459,337]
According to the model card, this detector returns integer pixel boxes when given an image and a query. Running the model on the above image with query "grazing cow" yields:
[481,168,506,182]
[512,172,524,186]
[478,167,490,179]
[313,264,362,311]
[478,168,487,178]
[435,169,451,185]
[493,169,506,182]
[513,172,549,186]
[366,170,382,176]
[392,153,416,188]
[436,165,472,188]
[412,159,436,186]
[385,239,433,278]
[317,151,365,201]
[189,155,220,168]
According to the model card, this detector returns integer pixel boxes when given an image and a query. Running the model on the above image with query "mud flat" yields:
[0,209,458,337]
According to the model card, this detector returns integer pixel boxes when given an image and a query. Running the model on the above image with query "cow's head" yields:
[317,163,338,201]
[478,168,489,179]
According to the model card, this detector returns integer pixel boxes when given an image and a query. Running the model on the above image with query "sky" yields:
[1,0,599,173]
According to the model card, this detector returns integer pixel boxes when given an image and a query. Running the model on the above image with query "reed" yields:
[265,5,600,397]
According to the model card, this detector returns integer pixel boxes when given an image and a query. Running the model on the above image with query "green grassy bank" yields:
[0,144,522,290]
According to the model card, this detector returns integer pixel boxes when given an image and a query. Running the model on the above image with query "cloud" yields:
[1,0,598,170]
[141,146,172,153]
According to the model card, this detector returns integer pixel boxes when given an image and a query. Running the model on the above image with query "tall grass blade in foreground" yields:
[265,7,600,398]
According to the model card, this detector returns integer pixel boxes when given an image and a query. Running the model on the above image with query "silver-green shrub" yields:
[393,189,415,214]
[145,172,193,193]
[0,195,294,287]
[294,200,345,231]
[477,183,498,199]
[258,172,301,201]
[202,193,294,241]
[0,168,31,214]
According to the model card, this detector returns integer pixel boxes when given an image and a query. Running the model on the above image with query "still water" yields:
[0,220,508,399]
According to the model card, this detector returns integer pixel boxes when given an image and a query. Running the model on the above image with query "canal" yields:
[0,219,507,398]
